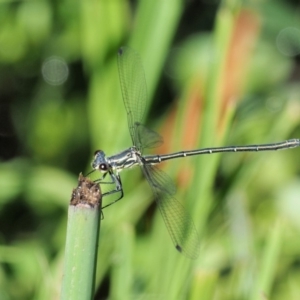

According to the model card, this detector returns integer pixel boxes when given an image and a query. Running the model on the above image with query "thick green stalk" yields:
[61,174,102,300]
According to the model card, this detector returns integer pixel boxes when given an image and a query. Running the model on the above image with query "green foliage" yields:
[0,0,300,299]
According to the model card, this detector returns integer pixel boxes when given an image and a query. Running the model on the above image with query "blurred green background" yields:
[1,0,300,299]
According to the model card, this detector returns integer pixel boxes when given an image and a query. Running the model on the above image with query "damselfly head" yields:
[92,150,109,173]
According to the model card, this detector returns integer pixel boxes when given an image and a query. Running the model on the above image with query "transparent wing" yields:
[118,47,200,258]
[117,47,147,148]
[135,123,163,151]
[141,164,200,259]
[144,164,177,195]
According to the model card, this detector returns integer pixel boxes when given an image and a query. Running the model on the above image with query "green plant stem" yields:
[61,174,102,300]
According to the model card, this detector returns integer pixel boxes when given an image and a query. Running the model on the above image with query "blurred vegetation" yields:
[0,0,300,299]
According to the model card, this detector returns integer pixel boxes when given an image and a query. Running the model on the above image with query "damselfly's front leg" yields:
[96,171,124,209]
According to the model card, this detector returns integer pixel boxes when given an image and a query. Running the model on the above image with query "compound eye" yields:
[94,150,101,156]
[99,163,108,172]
